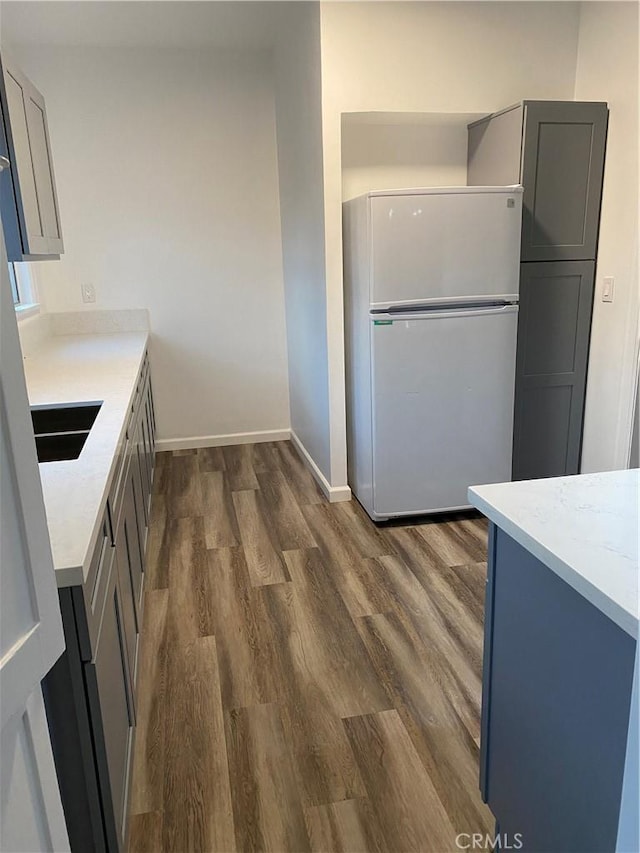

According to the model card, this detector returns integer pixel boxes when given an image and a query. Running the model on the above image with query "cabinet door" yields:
[125,461,144,617]
[144,384,154,489]
[86,554,134,852]
[113,486,139,711]
[0,57,63,258]
[512,261,594,480]
[131,415,148,543]
[521,101,607,262]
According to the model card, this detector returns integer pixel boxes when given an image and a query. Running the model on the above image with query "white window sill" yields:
[15,303,41,321]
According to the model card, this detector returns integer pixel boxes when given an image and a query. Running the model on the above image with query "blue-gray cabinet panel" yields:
[481,525,636,852]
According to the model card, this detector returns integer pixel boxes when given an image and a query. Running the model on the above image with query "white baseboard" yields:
[156,429,291,452]
[290,431,352,503]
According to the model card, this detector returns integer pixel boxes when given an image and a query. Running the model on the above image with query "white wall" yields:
[15,45,290,446]
[341,118,471,201]
[273,3,334,486]
[574,2,639,473]
[320,1,583,487]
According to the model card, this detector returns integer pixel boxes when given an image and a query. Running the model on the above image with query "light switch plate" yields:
[602,276,614,303]
[81,283,96,304]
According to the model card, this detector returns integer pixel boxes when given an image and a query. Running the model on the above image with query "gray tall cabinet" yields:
[468,101,608,479]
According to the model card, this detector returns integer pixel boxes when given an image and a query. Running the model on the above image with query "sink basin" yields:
[30,402,102,462]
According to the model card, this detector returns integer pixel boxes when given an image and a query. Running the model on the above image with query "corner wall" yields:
[13,44,290,447]
[273,3,336,491]
[574,1,639,472]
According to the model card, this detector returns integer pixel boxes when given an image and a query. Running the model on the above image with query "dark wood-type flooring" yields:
[128,441,493,852]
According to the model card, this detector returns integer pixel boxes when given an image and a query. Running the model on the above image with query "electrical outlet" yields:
[602,276,614,303]
[81,283,96,304]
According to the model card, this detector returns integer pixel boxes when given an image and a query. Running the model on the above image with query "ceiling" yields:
[0,1,285,48]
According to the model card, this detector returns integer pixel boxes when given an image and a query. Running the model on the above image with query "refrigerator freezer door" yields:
[371,305,518,517]
[370,190,522,309]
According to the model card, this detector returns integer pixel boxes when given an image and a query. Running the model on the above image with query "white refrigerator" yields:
[343,186,523,521]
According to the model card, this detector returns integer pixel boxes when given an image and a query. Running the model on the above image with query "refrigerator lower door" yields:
[371,305,518,518]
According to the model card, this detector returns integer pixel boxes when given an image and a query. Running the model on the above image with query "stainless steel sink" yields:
[30,402,102,462]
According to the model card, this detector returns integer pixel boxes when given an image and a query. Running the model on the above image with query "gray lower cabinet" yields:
[481,524,636,852]
[513,261,595,479]
[113,461,143,710]
[85,549,135,852]
[0,50,64,260]
[43,353,156,852]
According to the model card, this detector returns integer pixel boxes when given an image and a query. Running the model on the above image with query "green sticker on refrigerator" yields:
[374,319,393,325]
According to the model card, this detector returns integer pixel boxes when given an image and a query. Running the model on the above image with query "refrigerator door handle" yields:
[372,304,519,322]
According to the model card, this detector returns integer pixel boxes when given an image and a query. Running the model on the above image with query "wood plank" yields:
[259,570,369,806]
[201,470,240,549]
[274,441,325,506]
[304,799,386,853]
[232,489,291,587]
[344,710,457,853]
[448,561,487,625]
[386,526,484,675]
[250,441,283,474]
[375,535,483,743]
[197,445,226,473]
[152,452,172,496]
[223,444,259,491]
[145,494,170,590]
[208,547,278,710]
[414,520,479,567]
[129,589,168,815]
[256,471,317,551]
[128,811,162,853]
[280,549,391,718]
[162,636,235,853]
[166,453,203,519]
[302,503,393,618]
[166,516,214,644]
[357,611,493,836]
[331,499,392,559]
[225,703,310,853]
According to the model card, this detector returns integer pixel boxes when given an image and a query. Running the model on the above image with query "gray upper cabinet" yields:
[520,101,607,262]
[0,51,64,260]
[468,100,608,262]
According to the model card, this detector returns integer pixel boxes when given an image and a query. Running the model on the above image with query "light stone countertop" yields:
[23,331,149,587]
[469,469,640,637]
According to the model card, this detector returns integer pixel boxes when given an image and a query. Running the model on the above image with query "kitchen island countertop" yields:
[469,469,639,637]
